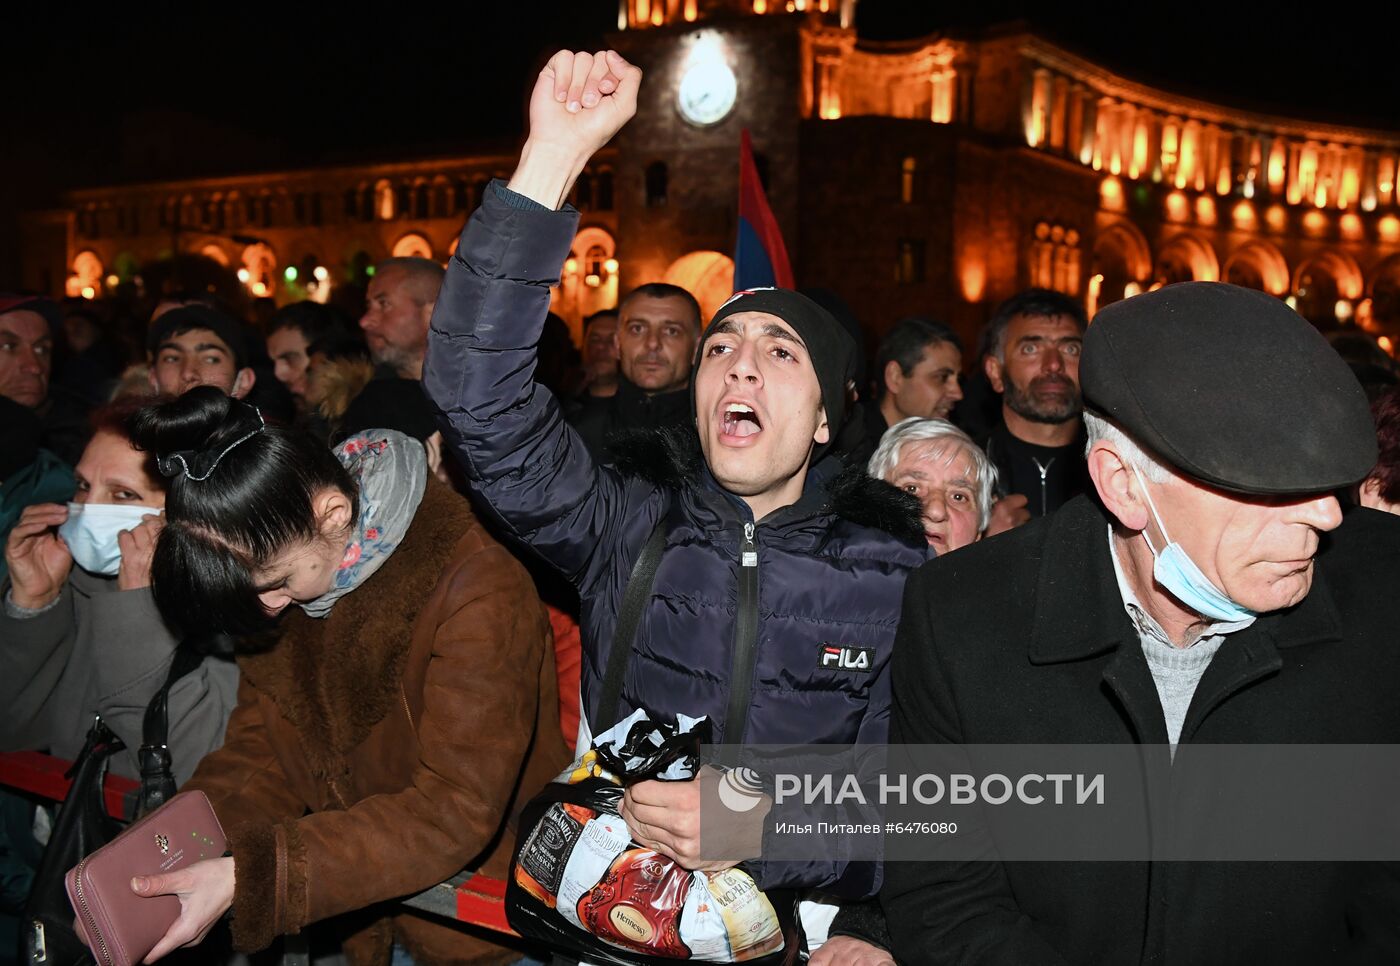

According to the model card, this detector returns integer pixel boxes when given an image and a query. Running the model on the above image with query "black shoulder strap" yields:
[137,644,206,816]
[597,517,669,731]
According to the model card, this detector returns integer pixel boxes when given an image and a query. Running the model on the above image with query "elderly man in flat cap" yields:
[878,282,1400,965]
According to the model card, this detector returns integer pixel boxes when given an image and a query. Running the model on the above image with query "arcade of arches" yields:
[1090,223,1400,337]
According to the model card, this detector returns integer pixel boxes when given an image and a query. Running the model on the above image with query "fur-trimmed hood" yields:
[606,424,926,546]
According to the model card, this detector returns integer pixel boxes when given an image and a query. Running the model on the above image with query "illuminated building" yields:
[20,0,1400,352]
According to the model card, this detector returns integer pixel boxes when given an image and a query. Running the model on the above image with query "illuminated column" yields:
[1146,111,1163,183]
[1049,75,1068,151]
[1265,136,1286,196]
[1161,117,1180,185]
[1178,119,1201,190]
[1340,147,1363,209]
[1360,151,1379,212]
[1378,153,1396,208]
[931,68,955,124]
[1299,142,1320,206]
[1215,129,1234,196]
[1093,96,1114,171]
[1066,84,1085,157]
[1025,67,1051,147]
[1286,142,1304,205]
[1115,103,1134,177]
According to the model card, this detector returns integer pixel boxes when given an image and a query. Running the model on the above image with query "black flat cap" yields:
[1082,282,1377,495]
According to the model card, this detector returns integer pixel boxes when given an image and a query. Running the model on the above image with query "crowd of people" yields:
[2,46,1400,966]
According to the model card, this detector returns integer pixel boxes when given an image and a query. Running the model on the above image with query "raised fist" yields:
[527,49,641,158]
[509,50,642,209]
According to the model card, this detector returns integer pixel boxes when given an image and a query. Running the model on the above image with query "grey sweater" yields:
[0,569,239,784]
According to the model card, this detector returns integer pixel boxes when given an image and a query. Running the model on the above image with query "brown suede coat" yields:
[185,479,570,965]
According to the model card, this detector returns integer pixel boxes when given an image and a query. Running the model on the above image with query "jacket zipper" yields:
[1031,455,1055,516]
[722,522,760,758]
[72,860,113,966]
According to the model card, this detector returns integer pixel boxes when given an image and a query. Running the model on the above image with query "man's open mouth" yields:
[721,402,763,438]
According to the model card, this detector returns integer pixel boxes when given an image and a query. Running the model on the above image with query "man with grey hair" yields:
[881,281,1400,964]
[343,256,446,442]
[867,417,997,554]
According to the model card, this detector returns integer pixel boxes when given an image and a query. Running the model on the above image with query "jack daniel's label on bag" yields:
[515,802,594,908]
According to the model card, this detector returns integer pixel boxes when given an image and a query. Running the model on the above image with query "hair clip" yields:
[157,407,265,482]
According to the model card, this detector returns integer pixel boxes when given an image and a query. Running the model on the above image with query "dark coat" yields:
[882,495,1400,965]
[185,481,570,966]
[564,375,692,461]
[424,181,931,898]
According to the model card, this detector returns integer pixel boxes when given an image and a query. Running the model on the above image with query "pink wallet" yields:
[64,791,228,966]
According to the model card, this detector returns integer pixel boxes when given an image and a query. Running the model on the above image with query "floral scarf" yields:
[299,429,427,618]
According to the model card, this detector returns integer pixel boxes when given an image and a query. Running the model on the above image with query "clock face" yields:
[678,60,737,127]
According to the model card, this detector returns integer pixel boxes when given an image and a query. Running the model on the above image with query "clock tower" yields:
[608,0,854,316]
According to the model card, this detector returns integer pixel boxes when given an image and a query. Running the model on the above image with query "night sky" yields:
[3,1,1396,240]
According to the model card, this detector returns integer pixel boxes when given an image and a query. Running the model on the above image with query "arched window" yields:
[392,232,434,260]
[646,161,668,207]
[901,157,916,204]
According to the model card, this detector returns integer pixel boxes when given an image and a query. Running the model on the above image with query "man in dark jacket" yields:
[881,282,1400,964]
[424,49,928,907]
[979,288,1090,520]
[567,282,701,460]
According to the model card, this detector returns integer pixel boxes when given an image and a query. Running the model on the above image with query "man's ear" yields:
[419,299,436,330]
[813,407,830,446]
[1087,443,1148,532]
[984,354,1005,394]
[313,487,355,538]
[147,366,160,394]
[883,360,903,398]
[230,367,256,399]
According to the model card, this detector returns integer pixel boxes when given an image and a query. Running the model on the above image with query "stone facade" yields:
[22,0,1400,357]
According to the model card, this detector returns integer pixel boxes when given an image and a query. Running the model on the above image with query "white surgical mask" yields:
[1133,469,1258,624]
[57,502,161,576]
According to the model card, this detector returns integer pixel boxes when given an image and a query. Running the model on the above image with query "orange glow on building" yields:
[960,257,987,302]
[1099,176,1124,211]
[1265,204,1287,232]
[1195,195,1217,226]
[1379,215,1400,243]
[1340,213,1363,240]
[752,0,767,11]
[1165,190,1189,222]
[1379,335,1394,355]
[1231,200,1256,230]
[1302,210,1327,236]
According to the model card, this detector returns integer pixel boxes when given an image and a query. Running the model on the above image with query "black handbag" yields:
[19,647,204,966]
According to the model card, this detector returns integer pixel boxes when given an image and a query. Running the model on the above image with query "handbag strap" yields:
[137,644,205,816]
[597,516,669,730]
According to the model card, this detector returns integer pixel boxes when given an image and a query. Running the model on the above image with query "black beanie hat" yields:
[692,287,856,464]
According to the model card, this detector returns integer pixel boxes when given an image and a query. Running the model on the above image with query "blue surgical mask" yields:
[57,502,161,576]
[1133,469,1258,624]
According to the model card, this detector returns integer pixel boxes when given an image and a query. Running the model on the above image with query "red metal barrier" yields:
[0,750,515,934]
[0,750,138,819]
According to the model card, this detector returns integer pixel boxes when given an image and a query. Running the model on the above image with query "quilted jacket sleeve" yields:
[421,181,659,600]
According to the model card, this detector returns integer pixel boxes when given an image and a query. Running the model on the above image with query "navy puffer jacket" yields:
[424,182,931,896]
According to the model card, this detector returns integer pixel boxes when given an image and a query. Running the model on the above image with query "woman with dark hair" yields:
[1358,385,1400,516]
[1,393,237,782]
[124,386,568,966]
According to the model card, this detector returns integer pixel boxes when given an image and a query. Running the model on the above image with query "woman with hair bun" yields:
[123,386,569,966]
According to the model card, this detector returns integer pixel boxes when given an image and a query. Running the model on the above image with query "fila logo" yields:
[717,287,777,311]
[819,644,874,673]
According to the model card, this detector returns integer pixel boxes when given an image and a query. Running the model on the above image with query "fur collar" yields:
[236,480,469,781]
[607,426,925,545]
